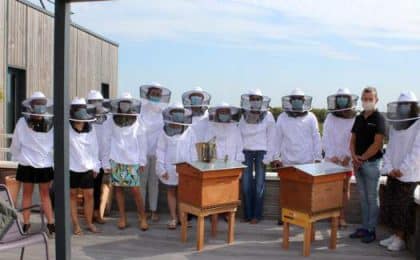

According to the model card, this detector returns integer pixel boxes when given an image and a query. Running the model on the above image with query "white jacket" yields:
[69,125,100,173]
[103,116,148,168]
[205,122,244,163]
[155,128,197,186]
[191,112,210,143]
[382,120,420,182]
[276,112,322,166]
[10,117,54,168]
[239,111,277,164]
[92,114,111,169]
[322,113,355,161]
[140,103,165,156]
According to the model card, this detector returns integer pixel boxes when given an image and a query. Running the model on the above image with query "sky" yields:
[33,0,420,109]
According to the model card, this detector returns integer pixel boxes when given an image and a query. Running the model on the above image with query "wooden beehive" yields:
[278,163,350,215]
[177,161,244,209]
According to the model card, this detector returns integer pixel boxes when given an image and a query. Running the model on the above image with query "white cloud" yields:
[34,0,420,59]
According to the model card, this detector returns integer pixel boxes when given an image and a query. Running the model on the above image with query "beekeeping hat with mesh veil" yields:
[208,102,242,123]
[386,91,419,130]
[162,103,193,136]
[182,87,211,117]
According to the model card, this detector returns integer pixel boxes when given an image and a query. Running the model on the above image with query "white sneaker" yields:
[379,235,396,247]
[387,237,405,252]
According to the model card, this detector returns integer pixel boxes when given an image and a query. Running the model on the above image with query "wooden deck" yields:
[1,212,413,259]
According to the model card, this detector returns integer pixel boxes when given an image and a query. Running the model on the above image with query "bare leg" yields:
[70,189,81,234]
[130,186,146,218]
[22,183,35,224]
[39,182,54,224]
[99,183,111,219]
[115,187,126,229]
[167,188,178,222]
[83,188,99,232]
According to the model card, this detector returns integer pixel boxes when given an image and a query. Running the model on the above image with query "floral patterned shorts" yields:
[110,160,140,187]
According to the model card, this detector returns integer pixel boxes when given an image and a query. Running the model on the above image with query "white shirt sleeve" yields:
[311,113,323,161]
[399,128,420,177]
[235,129,245,162]
[101,119,112,170]
[263,113,277,164]
[275,115,284,162]
[10,118,23,162]
[381,149,393,175]
[155,133,167,177]
[137,128,148,167]
[189,131,198,162]
[91,128,101,173]
[322,115,333,160]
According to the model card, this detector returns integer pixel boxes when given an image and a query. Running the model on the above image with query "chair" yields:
[0,184,49,260]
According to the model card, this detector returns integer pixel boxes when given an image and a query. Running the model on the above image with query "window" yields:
[101,83,110,99]
[6,68,26,134]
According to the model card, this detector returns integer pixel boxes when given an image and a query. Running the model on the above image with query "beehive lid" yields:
[293,162,351,177]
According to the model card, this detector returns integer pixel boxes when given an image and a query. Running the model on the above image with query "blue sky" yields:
[34,0,420,109]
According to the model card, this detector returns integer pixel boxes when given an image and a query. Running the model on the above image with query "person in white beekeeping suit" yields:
[239,89,277,224]
[182,87,211,143]
[139,83,171,223]
[102,92,149,231]
[322,88,359,228]
[10,91,55,236]
[68,97,101,235]
[86,90,111,224]
[155,104,197,230]
[379,91,420,252]
[272,88,322,167]
[272,88,322,225]
[206,102,244,163]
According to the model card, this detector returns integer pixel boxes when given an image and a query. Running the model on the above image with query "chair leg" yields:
[43,234,50,260]
[20,247,25,260]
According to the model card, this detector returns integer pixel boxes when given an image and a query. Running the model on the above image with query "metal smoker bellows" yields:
[195,137,217,163]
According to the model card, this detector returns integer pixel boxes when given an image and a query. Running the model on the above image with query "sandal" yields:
[167,219,177,230]
[87,224,102,234]
[151,212,160,223]
[73,226,83,236]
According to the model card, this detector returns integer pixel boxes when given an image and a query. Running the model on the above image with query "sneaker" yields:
[379,235,396,247]
[47,223,56,237]
[387,237,405,252]
[361,230,376,243]
[349,228,368,239]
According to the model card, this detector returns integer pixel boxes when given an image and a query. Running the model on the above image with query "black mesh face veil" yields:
[162,107,192,136]
[140,84,171,104]
[386,101,419,130]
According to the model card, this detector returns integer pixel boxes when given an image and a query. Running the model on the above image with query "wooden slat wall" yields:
[68,26,78,99]
[76,30,102,98]
[26,6,54,96]
[101,41,119,98]
[0,0,6,159]
[7,0,26,68]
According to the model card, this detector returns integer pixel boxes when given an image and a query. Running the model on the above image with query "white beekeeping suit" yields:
[102,92,148,170]
[206,103,244,162]
[382,91,420,182]
[275,88,322,166]
[182,87,211,143]
[238,89,277,164]
[155,104,197,186]
[139,83,171,215]
[322,88,359,165]
[68,97,101,174]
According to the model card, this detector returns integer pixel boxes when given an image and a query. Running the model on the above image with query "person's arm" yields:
[272,115,284,168]
[235,128,245,162]
[155,133,167,178]
[10,119,22,161]
[263,113,277,165]
[399,127,420,177]
[91,128,101,174]
[101,119,112,171]
[137,128,148,169]
[360,115,386,161]
[311,114,323,162]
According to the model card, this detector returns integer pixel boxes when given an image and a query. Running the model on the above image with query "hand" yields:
[138,166,145,175]
[342,156,351,167]
[161,172,169,181]
[389,169,403,178]
[330,156,340,164]
[271,160,283,169]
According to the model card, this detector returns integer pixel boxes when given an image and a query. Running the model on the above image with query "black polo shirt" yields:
[351,110,386,161]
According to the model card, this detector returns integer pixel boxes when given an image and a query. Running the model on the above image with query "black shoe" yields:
[349,228,368,239]
[47,223,55,236]
[277,219,284,226]
[361,230,376,243]
[22,223,31,233]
